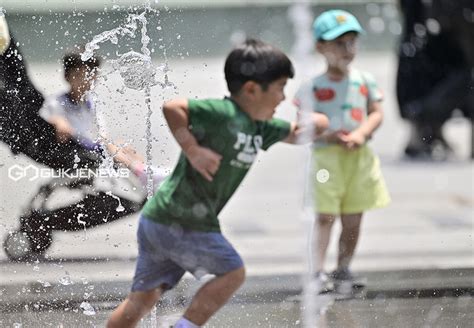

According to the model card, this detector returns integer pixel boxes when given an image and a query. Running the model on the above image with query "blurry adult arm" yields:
[162,98,222,182]
[340,101,384,150]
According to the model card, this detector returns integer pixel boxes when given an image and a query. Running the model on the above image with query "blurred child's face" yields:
[254,77,288,121]
[66,66,98,98]
[317,32,358,71]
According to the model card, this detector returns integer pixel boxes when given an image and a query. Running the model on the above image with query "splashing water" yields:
[82,3,172,325]
[115,51,156,90]
[106,191,125,212]
[37,279,52,288]
[77,213,88,240]
[144,90,154,198]
[58,272,74,286]
[80,301,96,316]
[148,304,157,327]
[73,154,81,169]
[82,4,174,200]
[288,2,323,327]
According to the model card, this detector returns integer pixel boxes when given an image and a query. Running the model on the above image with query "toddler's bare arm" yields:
[340,101,383,149]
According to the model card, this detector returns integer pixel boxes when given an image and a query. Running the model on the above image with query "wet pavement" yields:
[1,292,472,327]
[1,268,473,327]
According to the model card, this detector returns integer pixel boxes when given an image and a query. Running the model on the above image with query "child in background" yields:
[294,10,390,291]
[106,39,328,328]
[39,51,166,189]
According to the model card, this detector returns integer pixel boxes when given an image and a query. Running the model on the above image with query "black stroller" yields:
[3,160,146,261]
[1,37,146,261]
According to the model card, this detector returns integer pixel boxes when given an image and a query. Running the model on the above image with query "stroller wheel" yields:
[3,228,52,262]
[3,230,34,261]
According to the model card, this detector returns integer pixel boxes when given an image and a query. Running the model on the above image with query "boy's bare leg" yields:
[337,213,363,269]
[314,214,337,272]
[107,288,163,328]
[183,267,245,326]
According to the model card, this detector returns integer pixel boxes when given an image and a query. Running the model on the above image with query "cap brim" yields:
[320,24,364,41]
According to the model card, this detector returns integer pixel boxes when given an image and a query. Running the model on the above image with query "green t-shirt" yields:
[142,97,291,232]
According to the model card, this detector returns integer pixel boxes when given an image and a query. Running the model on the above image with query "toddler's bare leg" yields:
[314,213,337,272]
[183,267,245,326]
[338,213,363,269]
[107,288,162,328]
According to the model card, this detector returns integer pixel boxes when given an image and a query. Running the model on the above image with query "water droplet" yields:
[426,18,441,35]
[369,17,385,33]
[59,272,74,286]
[80,301,96,316]
[115,51,156,90]
[192,203,208,218]
[316,169,330,183]
[37,280,51,287]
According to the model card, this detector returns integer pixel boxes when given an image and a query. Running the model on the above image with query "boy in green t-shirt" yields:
[107,39,328,328]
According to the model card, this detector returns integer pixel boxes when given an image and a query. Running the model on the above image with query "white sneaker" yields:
[314,271,333,294]
[0,13,10,55]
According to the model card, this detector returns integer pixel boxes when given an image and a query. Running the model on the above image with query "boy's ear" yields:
[241,80,260,96]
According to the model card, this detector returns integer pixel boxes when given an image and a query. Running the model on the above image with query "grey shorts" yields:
[131,215,244,292]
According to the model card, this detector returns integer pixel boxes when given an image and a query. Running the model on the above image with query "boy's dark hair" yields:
[224,38,294,94]
[63,51,101,79]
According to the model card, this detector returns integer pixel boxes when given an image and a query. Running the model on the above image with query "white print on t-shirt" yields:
[232,132,263,166]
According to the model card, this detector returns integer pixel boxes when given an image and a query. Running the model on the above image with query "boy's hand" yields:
[339,130,366,150]
[185,145,222,182]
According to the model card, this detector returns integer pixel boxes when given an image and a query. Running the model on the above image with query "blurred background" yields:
[0,0,472,327]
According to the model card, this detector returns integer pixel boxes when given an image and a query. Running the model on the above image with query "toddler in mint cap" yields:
[294,9,390,293]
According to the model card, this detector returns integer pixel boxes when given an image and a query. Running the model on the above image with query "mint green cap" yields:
[313,9,364,41]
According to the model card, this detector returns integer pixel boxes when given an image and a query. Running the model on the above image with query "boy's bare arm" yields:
[283,112,329,144]
[162,99,222,182]
[340,101,383,149]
